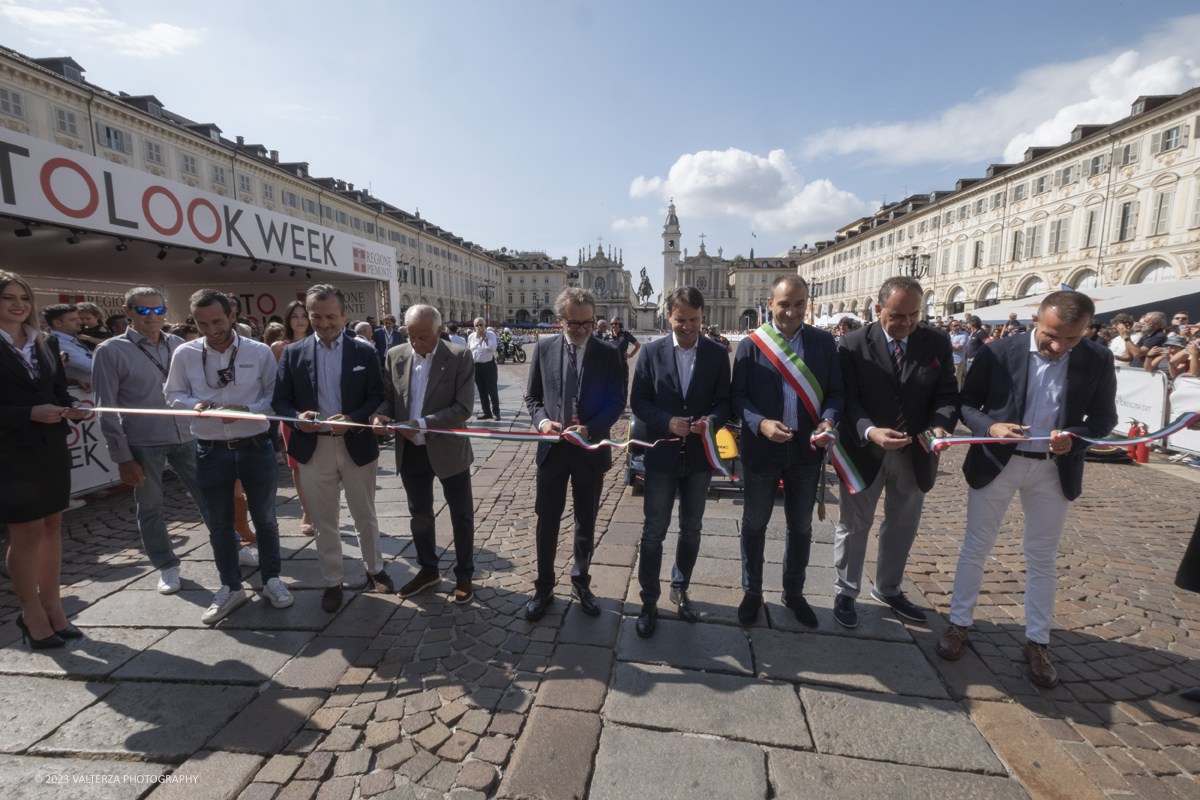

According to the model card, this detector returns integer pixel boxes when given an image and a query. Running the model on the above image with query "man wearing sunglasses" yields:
[165,289,292,624]
[94,288,231,597]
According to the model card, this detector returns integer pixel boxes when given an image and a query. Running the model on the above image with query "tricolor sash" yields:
[748,324,866,495]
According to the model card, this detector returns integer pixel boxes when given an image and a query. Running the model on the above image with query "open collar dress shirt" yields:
[164,332,276,440]
[1017,334,1070,454]
[92,328,191,464]
[314,334,343,433]
[55,330,93,383]
[408,340,439,446]
[468,330,497,363]
[771,321,805,430]
[0,324,40,379]
[672,332,698,397]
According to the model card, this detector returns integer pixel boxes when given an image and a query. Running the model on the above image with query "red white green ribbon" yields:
[83,405,675,450]
[698,418,733,477]
[747,323,823,426]
[917,412,1200,454]
[810,431,868,495]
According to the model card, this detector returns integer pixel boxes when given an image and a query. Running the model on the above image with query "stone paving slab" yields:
[32,682,256,762]
[147,750,262,800]
[0,675,112,753]
[616,617,753,675]
[126,562,262,592]
[534,644,613,712]
[497,707,600,800]
[752,628,949,698]
[622,582,769,627]
[765,593,911,642]
[588,723,768,800]
[557,598,622,648]
[0,754,168,800]
[0,628,168,678]
[328,591,403,639]
[802,685,1004,773]
[72,590,214,628]
[206,688,327,755]
[112,629,313,684]
[766,749,1030,800]
[273,637,369,691]
[278,559,368,590]
[214,591,340,632]
[605,662,812,748]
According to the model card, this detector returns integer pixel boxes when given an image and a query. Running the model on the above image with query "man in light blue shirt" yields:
[949,319,969,388]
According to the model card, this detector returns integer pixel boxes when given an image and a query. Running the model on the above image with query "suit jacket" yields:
[960,332,1117,501]
[0,335,74,449]
[630,335,732,473]
[525,334,625,471]
[372,327,406,364]
[375,340,475,478]
[837,322,959,493]
[273,330,387,467]
[732,324,844,469]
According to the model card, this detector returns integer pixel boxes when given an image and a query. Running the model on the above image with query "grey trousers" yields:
[833,448,925,599]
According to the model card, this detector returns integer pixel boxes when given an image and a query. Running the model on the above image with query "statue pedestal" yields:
[634,304,657,331]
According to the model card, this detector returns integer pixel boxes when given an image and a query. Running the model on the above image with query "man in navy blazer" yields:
[273,285,391,612]
[936,291,1117,689]
[629,287,731,637]
[732,275,843,628]
[523,288,625,621]
[372,314,405,363]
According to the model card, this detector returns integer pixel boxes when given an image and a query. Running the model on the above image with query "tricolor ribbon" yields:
[810,431,869,497]
[698,418,733,477]
[916,412,1200,454]
[82,406,677,451]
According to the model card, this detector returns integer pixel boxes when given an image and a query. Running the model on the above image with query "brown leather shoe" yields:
[935,623,970,660]
[1025,642,1059,688]
[453,576,474,605]
[368,569,396,594]
[322,585,343,613]
[398,570,441,599]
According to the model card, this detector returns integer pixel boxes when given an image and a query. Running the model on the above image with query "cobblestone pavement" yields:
[0,344,1196,799]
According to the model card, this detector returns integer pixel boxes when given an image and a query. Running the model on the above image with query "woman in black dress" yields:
[0,271,87,648]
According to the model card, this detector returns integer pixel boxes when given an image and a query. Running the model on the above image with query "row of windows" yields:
[508,293,553,305]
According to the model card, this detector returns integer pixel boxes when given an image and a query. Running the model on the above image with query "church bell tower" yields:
[662,201,681,291]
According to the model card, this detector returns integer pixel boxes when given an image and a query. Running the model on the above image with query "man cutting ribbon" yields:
[935,290,1117,689]
[732,274,843,628]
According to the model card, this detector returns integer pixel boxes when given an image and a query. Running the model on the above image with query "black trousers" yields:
[400,442,475,577]
[534,441,604,595]
[474,359,499,417]
[1176,510,1200,593]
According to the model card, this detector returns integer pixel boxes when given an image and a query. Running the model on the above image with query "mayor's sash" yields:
[747,324,866,495]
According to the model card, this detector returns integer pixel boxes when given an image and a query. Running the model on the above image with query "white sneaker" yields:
[238,546,260,567]
[264,577,294,609]
[201,585,248,625]
[157,566,181,594]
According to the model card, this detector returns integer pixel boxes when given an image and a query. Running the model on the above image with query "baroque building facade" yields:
[0,46,505,322]
[569,244,637,326]
[797,89,1200,319]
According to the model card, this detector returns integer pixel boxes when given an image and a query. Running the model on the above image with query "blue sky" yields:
[4,0,1200,294]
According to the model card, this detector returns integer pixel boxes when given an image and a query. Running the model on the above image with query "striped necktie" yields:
[891,340,907,433]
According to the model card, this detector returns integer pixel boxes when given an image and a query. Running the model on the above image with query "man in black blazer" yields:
[936,291,1117,689]
[524,288,625,621]
[273,285,390,612]
[833,277,959,628]
[732,275,843,628]
[629,287,732,637]
[372,314,405,364]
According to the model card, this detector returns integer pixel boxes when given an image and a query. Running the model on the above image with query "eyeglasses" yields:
[562,319,595,330]
[132,306,167,317]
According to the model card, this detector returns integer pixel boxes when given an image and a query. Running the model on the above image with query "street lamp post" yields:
[476,283,496,326]
[897,245,931,279]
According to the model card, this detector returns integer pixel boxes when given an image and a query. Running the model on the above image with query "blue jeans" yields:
[740,443,822,598]
[129,441,211,570]
[194,436,281,590]
[638,460,712,603]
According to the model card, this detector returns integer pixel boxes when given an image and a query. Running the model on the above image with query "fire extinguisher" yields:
[1135,422,1151,463]
[1126,419,1141,457]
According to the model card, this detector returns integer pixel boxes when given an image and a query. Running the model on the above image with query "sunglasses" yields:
[132,306,167,316]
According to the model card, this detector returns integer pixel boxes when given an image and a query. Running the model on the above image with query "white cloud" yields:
[612,216,648,230]
[0,1,203,58]
[629,175,662,198]
[803,14,1200,166]
[631,147,875,240]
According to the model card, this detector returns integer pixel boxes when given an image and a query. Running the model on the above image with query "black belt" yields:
[197,431,271,450]
[1012,449,1051,460]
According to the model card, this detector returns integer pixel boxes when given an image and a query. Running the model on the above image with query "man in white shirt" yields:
[164,288,293,624]
[467,317,500,420]
[42,304,93,392]
[950,319,969,388]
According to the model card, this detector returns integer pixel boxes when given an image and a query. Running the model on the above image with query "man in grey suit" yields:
[372,305,477,604]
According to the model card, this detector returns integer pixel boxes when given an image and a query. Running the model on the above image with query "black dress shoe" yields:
[476,412,493,420]
[54,624,84,640]
[524,593,553,621]
[737,593,761,625]
[871,589,927,622]
[15,615,65,649]
[785,594,818,628]
[1181,687,1200,702]
[670,588,698,623]
[833,595,858,629]
[322,585,344,613]
[636,603,657,638]
[572,584,601,616]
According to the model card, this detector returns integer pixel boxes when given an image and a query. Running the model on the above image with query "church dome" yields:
[665,202,679,227]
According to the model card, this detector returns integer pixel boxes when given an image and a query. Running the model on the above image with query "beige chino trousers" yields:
[298,435,384,587]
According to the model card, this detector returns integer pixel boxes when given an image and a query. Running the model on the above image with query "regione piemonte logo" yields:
[353,247,368,273]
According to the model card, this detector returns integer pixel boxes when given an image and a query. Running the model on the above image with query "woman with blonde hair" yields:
[0,271,87,648]
[271,299,315,534]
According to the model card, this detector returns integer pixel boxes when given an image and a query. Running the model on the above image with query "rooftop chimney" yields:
[269,150,279,162]
[236,135,244,146]
[347,183,354,191]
